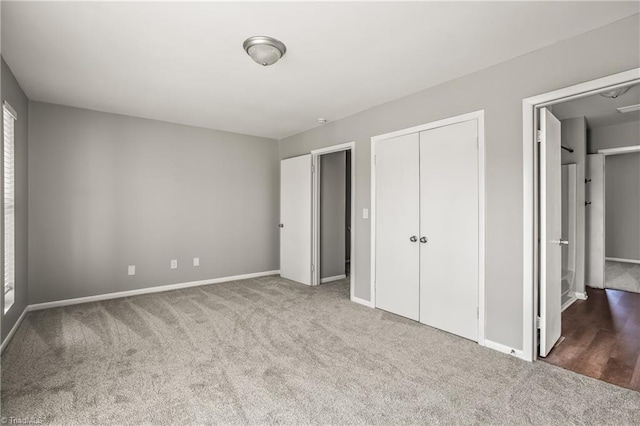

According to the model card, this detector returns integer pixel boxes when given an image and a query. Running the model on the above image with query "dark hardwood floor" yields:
[542,288,640,392]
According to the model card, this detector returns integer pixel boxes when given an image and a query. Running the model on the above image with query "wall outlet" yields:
[128,265,136,276]
[171,259,178,269]
[363,208,369,219]
[193,257,200,267]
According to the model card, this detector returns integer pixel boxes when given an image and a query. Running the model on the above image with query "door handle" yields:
[279,224,284,228]
[410,236,417,242]
[420,237,428,243]
[559,239,569,246]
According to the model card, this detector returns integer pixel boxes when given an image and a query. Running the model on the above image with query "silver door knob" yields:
[420,237,428,243]
[279,224,284,228]
[410,236,417,242]
[559,239,568,246]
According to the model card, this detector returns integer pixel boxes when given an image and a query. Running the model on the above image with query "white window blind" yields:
[3,101,17,314]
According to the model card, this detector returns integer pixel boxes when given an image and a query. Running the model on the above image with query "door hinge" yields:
[374,155,376,165]
[311,165,315,173]
[311,264,315,272]
[477,307,479,319]
[536,316,541,329]
[536,130,542,143]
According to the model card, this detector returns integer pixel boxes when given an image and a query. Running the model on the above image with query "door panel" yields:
[375,133,420,320]
[419,120,479,341]
[280,155,312,285]
[540,108,562,357]
[585,154,605,289]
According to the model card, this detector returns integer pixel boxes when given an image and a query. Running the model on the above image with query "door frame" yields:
[310,142,356,301]
[522,67,640,362]
[370,110,486,345]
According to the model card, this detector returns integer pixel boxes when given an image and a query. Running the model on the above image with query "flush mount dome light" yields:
[599,86,631,99]
[243,36,287,66]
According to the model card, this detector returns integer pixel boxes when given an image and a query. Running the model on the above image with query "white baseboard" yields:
[561,296,578,312]
[575,291,588,300]
[1,307,29,355]
[484,339,528,361]
[320,274,347,284]
[350,296,374,308]
[605,257,640,265]
[28,270,281,311]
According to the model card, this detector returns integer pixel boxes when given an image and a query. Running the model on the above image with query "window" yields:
[3,102,17,314]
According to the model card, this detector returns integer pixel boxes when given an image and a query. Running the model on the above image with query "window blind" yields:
[3,102,17,313]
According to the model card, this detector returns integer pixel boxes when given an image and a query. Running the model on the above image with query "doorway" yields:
[311,142,356,299]
[526,68,640,390]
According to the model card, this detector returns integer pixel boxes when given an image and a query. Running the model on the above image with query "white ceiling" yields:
[552,84,640,129]
[3,2,639,140]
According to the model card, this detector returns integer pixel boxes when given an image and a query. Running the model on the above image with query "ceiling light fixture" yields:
[599,86,631,99]
[243,36,287,66]
[617,104,640,114]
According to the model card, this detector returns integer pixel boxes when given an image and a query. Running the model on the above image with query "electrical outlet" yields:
[193,257,200,267]
[128,265,135,276]
[171,259,178,269]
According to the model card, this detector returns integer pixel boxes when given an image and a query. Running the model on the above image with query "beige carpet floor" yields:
[606,260,640,293]
[2,275,639,425]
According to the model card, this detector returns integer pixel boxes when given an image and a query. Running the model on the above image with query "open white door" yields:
[280,155,312,285]
[539,108,563,357]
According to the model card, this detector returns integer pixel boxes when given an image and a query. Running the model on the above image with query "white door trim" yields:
[370,110,486,346]
[597,145,640,156]
[311,142,356,302]
[522,67,640,362]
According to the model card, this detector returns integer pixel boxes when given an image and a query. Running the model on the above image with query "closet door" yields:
[419,120,479,341]
[375,133,420,320]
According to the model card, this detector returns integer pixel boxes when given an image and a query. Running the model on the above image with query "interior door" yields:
[540,108,563,357]
[585,154,605,289]
[280,155,312,285]
[419,120,479,341]
[375,133,420,320]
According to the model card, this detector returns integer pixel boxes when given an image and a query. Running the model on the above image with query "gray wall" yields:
[605,152,640,260]
[1,58,28,341]
[28,102,279,304]
[279,14,640,351]
[590,120,640,260]
[320,151,346,279]
[560,117,587,295]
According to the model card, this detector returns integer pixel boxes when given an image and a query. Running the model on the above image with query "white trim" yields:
[477,111,486,346]
[350,295,374,308]
[320,274,347,284]
[28,270,280,311]
[523,67,640,363]
[605,257,640,265]
[371,110,485,143]
[484,339,526,360]
[310,142,356,303]
[370,110,486,346]
[561,295,578,312]
[575,292,588,300]
[597,145,640,156]
[3,101,17,120]
[1,307,28,354]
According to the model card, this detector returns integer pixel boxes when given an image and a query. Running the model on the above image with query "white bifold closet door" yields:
[280,155,312,286]
[375,133,420,321]
[420,120,479,341]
